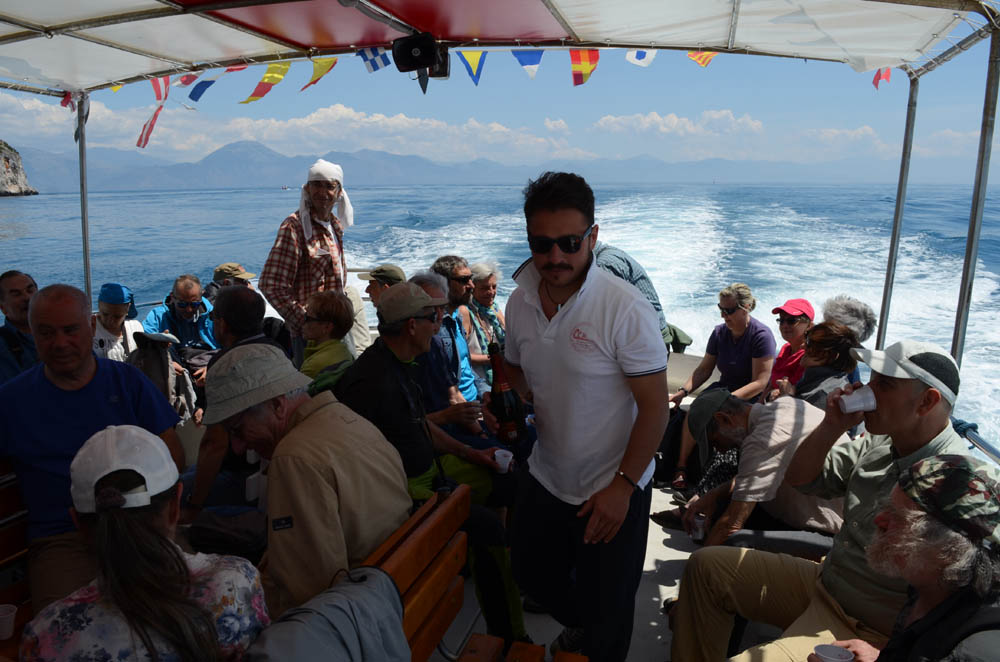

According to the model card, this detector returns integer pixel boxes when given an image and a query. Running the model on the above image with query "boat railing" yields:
[954,418,1000,465]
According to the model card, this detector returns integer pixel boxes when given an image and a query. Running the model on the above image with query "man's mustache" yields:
[542,264,572,271]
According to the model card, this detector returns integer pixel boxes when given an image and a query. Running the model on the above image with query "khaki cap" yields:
[357,264,406,285]
[377,282,447,324]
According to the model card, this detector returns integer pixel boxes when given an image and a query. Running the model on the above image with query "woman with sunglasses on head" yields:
[664,282,775,491]
[21,425,269,662]
[763,298,814,402]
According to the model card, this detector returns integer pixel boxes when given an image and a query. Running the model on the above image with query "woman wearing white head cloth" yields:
[260,159,354,366]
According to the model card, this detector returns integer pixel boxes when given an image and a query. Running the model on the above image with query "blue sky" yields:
[0,37,994,171]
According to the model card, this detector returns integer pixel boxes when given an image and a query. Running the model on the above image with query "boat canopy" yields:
[0,0,986,95]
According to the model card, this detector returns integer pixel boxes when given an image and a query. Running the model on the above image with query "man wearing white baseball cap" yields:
[21,425,268,660]
[204,343,410,617]
[671,340,973,662]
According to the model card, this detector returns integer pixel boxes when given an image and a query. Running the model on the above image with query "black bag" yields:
[187,509,267,565]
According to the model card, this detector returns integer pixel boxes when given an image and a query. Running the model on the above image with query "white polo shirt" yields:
[505,258,667,505]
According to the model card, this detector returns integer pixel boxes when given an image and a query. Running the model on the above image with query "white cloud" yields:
[544,117,570,133]
[593,109,763,136]
[0,93,595,164]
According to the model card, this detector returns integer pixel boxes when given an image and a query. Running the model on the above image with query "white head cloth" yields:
[298,159,354,240]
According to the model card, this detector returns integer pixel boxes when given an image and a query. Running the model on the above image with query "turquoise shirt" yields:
[798,424,970,635]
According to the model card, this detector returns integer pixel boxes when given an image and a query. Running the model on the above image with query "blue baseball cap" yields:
[97,283,138,320]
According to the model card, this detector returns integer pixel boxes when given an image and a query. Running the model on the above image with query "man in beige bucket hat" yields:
[204,343,410,617]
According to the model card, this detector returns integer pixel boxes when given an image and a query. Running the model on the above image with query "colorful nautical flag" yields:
[872,67,892,89]
[136,76,170,149]
[626,49,656,67]
[457,51,487,85]
[60,92,75,112]
[688,51,718,67]
[172,73,200,88]
[512,50,544,79]
[189,64,247,102]
[239,62,291,104]
[570,49,600,86]
[358,47,391,73]
[110,85,123,93]
[300,57,338,91]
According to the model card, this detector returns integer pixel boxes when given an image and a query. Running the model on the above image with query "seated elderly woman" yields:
[664,283,776,490]
[765,298,814,400]
[20,425,268,661]
[464,261,506,385]
[300,290,355,384]
[772,321,858,408]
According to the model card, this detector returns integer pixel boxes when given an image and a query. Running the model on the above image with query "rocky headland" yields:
[0,140,38,196]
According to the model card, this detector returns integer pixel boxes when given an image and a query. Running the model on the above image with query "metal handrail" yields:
[955,418,1000,465]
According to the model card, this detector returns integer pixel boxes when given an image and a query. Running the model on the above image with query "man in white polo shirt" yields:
[503,172,669,661]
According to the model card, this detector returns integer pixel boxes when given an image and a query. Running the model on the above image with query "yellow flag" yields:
[687,51,718,68]
[300,57,338,91]
[239,62,291,104]
[110,85,122,92]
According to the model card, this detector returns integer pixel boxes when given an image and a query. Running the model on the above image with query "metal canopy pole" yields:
[951,29,1000,366]
[76,93,92,302]
[876,72,919,350]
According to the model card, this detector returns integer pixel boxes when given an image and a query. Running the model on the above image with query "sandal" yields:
[671,467,688,491]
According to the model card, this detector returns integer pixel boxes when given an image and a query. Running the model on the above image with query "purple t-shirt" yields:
[705,316,776,392]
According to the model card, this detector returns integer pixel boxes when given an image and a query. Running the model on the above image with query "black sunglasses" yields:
[449,274,473,284]
[174,299,202,309]
[718,304,741,315]
[527,225,594,254]
[777,315,807,325]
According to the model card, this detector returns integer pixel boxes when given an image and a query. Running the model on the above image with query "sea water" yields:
[1,183,997,443]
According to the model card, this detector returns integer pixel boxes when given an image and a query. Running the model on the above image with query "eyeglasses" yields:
[174,299,202,309]
[718,304,741,316]
[449,275,473,285]
[527,225,594,254]
[777,316,807,325]
[413,310,439,323]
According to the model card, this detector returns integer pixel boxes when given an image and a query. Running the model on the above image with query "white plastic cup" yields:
[494,449,514,474]
[0,604,17,640]
[838,385,876,414]
[813,644,854,662]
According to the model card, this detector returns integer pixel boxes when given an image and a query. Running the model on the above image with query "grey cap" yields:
[203,344,310,425]
[357,264,406,285]
[686,388,735,466]
[377,282,447,324]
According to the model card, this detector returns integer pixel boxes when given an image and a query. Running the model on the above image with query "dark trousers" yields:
[511,470,651,662]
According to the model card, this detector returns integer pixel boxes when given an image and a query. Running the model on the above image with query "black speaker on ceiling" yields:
[392,32,440,72]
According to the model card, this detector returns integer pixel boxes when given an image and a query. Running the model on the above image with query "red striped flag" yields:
[172,73,201,88]
[136,76,170,148]
[60,92,75,112]
[300,58,338,92]
[687,51,718,67]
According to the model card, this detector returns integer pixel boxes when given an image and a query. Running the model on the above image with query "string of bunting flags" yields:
[92,46,889,148]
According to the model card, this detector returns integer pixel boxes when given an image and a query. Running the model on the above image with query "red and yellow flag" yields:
[570,49,600,86]
[300,57,338,92]
[239,62,291,104]
[687,51,718,68]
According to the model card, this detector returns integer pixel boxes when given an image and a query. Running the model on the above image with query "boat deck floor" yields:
[431,486,697,662]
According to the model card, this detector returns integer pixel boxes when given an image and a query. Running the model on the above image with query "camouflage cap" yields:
[899,454,1000,550]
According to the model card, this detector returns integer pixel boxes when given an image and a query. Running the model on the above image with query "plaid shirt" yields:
[260,211,345,336]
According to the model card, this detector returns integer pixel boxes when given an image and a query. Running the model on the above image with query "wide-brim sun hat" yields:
[203,344,311,425]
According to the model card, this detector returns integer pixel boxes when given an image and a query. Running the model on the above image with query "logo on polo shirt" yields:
[569,325,598,354]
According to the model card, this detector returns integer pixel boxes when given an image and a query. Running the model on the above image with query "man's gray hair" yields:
[172,274,202,295]
[705,395,751,441]
[409,270,448,296]
[239,386,308,419]
[431,255,468,279]
[470,261,502,283]
[823,295,877,344]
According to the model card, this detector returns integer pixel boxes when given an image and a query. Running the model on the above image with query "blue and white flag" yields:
[626,49,656,67]
[512,50,544,79]
[357,47,392,73]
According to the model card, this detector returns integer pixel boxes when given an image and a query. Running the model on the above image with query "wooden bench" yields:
[0,459,31,659]
[364,483,586,662]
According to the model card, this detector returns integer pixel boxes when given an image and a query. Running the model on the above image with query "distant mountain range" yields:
[12,140,980,193]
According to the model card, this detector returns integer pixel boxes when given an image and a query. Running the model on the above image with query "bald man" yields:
[0,284,182,611]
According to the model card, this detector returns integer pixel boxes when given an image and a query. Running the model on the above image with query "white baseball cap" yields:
[851,340,960,406]
[71,425,180,513]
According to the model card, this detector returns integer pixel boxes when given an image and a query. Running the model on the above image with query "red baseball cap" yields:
[772,298,815,320]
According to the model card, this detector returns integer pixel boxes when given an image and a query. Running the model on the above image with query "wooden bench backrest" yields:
[0,459,31,659]
[364,484,471,662]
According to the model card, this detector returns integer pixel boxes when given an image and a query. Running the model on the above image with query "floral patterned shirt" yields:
[20,550,270,661]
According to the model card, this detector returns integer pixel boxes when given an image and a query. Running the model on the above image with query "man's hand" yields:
[775,377,796,397]
[668,390,686,408]
[577,478,633,544]
[480,392,499,434]
[823,383,866,431]
[192,366,207,388]
[463,446,501,471]
[193,408,204,426]
[172,360,186,376]
[806,639,880,662]
[682,492,715,535]
[444,401,482,427]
